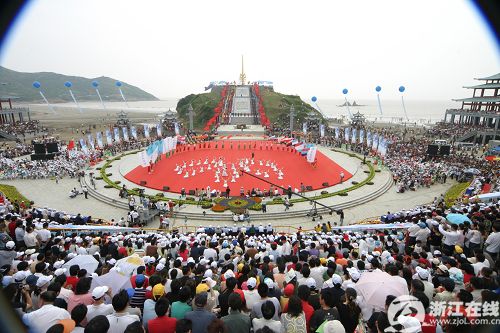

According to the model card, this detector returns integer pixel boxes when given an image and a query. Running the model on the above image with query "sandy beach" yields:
[21,102,172,142]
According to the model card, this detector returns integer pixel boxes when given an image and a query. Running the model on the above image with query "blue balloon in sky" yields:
[92,81,99,88]
[375,86,382,92]
[32,81,41,89]
[115,81,122,87]
[399,86,405,93]
[64,81,72,88]
[311,96,317,102]
[342,88,348,95]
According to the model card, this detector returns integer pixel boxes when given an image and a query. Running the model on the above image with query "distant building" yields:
[0,97,31,124]
[161,109,177,123]
[445,73,500,144]
[116,110,130,126]
[350,111,366,127]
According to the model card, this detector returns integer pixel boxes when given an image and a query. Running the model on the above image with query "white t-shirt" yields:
[203,248,218,261]
[472,260,490,276]
[243,289,261,310]
[57,287,74,302]
[439,225,460,246]
[310,266,326,289]
[252,317,283,333]
[23,304,71,333]
[24,232,38,247]
[485,232,500,254]
[86,303,114,322]
[37,229,52,242]
[466,230,481,245]
[106,313,140,333]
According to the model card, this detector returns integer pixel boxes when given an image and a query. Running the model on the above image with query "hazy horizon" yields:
[0,0,498,102]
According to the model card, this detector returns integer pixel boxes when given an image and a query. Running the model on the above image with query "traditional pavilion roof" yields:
[452,96,500,103]
[464,83,500,89]
[475,73,500,81]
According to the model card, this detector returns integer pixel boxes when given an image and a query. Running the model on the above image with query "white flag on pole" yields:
[307,146,317,163]
[139,151,150,167]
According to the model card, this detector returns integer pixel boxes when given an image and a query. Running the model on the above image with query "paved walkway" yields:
[1,177,128,221]
[0,146,455,229]
[1,176,452,230]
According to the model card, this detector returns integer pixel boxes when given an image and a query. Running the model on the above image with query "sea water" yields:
[27,98,457,125]
[309,99,456,124]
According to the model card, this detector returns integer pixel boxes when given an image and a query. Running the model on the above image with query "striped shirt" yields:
[130,287,147,312]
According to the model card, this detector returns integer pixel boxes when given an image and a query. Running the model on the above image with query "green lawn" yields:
[0,184,32,206]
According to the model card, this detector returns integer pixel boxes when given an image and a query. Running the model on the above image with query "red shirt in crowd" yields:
[148,316,176,333]
[118,247,128,257]
[65,276,79,291]
[178,249,189,262]
[8,221,16,238]
[145,265,156,276]
[130,275,149,289]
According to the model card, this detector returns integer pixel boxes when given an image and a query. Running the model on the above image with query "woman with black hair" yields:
[178,242,189,262]
[337,288,361,333]
[71,303,88,333]
[67,277,93,312]
[281,295,306,333]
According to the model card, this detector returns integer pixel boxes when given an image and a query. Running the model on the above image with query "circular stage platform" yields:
[124,140,352,194]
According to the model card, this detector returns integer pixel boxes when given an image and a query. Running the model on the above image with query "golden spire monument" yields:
[239,55,246,86]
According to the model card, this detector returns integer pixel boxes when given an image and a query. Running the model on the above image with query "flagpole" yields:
[399,86,408,121]
[65,81,82,113]
[342,89,352,118]
[116,81,130,108]
[375,86,383,115]
[32,81,55,113]
[92,81,106,109]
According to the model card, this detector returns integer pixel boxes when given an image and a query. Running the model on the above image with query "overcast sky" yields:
[0,0,498,101]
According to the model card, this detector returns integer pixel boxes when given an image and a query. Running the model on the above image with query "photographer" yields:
[3,281,33,316]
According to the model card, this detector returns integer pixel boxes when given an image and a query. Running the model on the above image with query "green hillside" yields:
[259,87,323,126]
[0,66,158,102]
[176,91,221,129]
[176,85,324,131]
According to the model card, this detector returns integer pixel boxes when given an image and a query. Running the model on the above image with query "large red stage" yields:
[124,141,352,194]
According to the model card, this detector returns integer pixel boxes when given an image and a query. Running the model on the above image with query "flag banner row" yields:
[114,128,121,143]
[319,124,325,138]
[68,121,183,154]
[87,134,95,150]
[122,127,129,141]
[79,138,89,155]
[139,136,178,167]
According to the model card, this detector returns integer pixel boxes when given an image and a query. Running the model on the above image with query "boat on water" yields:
[337,101,365,107]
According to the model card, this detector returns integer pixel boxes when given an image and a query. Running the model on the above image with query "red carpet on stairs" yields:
[125,141,352,194]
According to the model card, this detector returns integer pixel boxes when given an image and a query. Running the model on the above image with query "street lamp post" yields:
[290,104,295,134]
[188,104,194,131]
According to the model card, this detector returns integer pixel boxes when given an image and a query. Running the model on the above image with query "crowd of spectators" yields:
[0,137,155,181]
[0,194,499,333]
[1,143,34,159]
[426,123,491,142]
[0,120,47,139]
